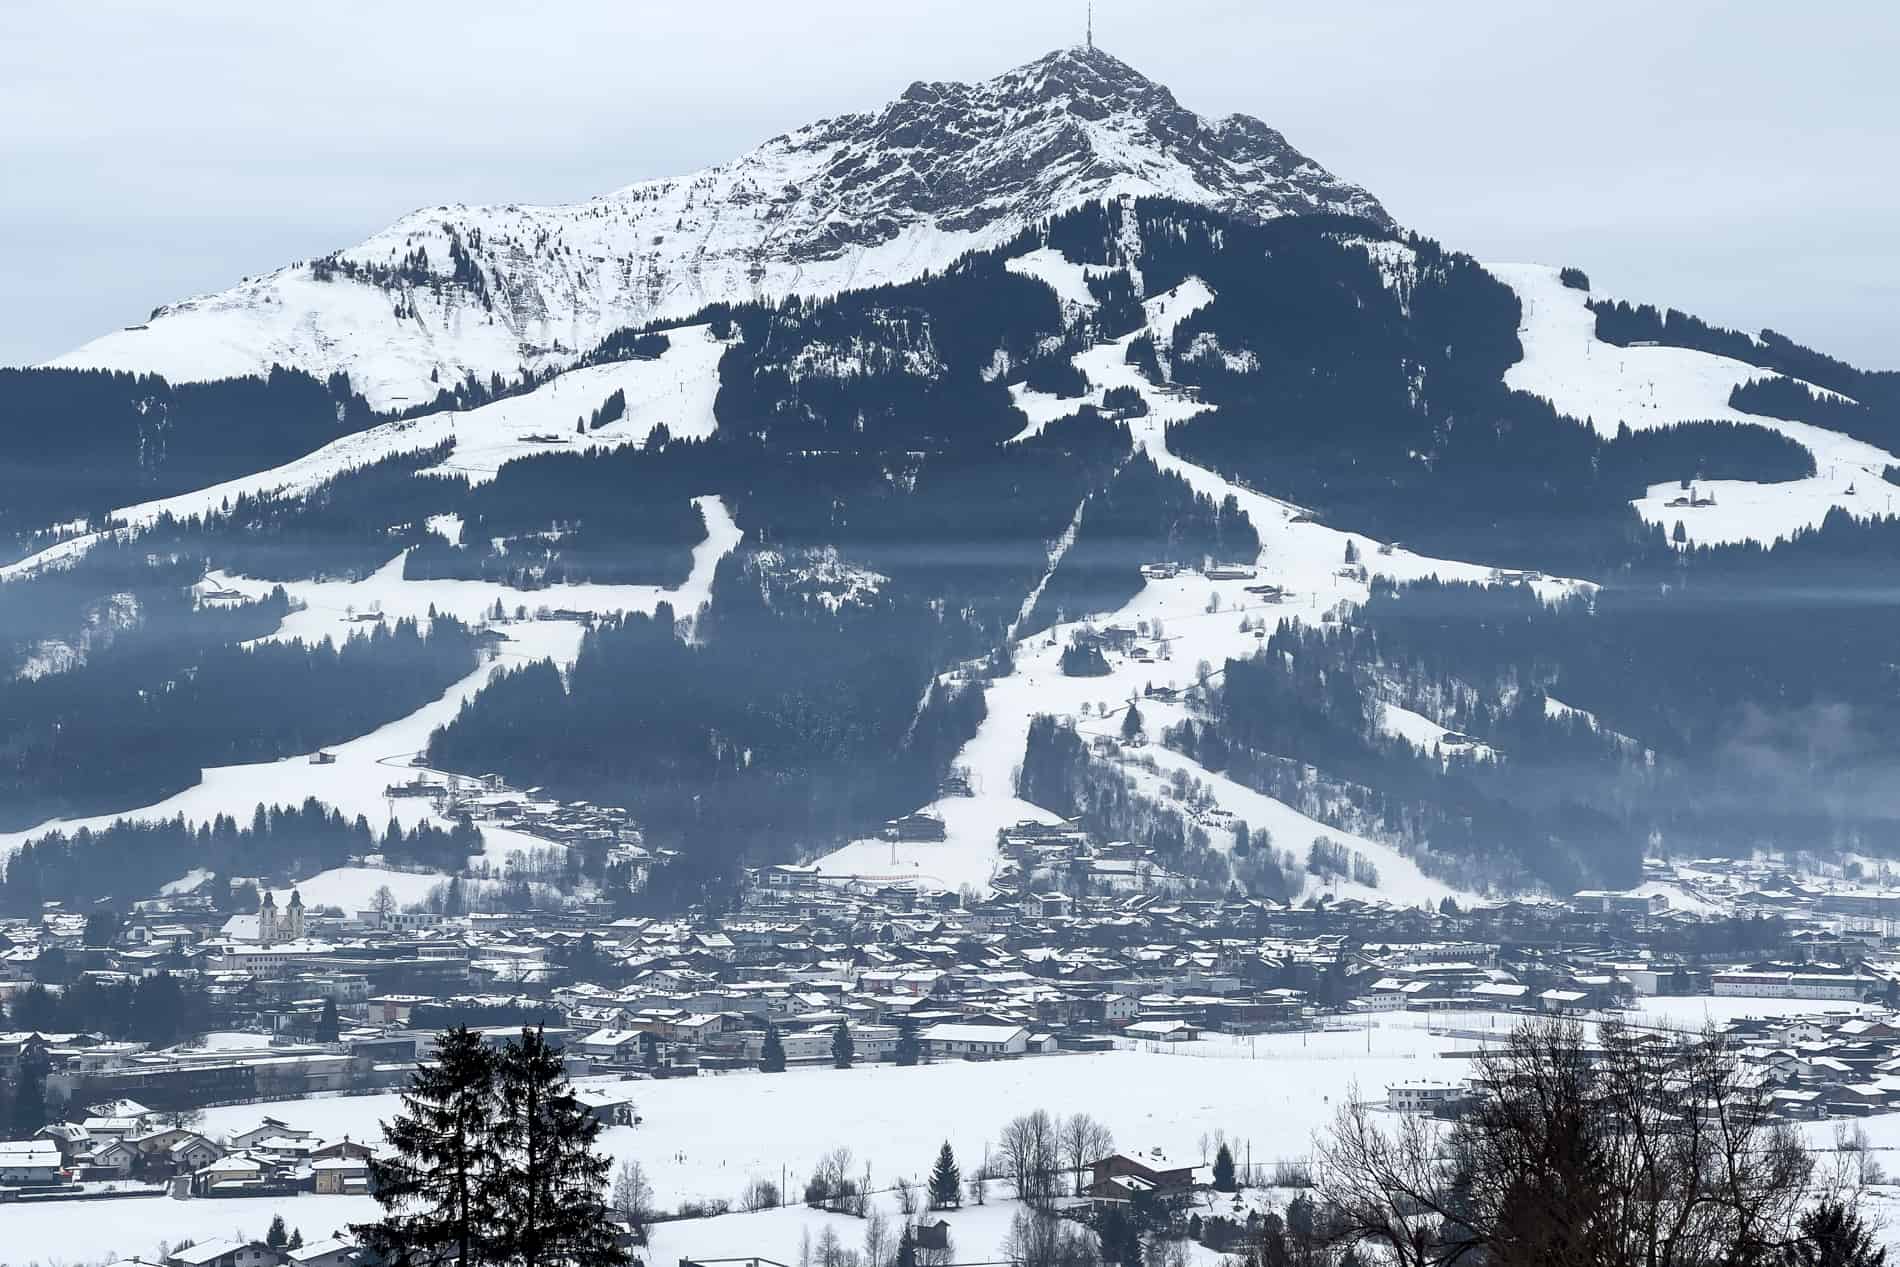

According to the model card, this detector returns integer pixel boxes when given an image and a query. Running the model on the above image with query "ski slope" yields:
[818,260,1587,901]
[1489,262,1898,547]
[1,327,728,582]
[0,498,741,867]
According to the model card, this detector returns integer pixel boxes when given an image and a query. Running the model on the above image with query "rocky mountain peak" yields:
[53,47,1391,408]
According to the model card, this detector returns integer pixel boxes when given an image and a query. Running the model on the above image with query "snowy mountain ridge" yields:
[48,46,1387,410]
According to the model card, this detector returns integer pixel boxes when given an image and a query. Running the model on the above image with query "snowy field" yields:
[1489,262,1898,548]
[1621,994,1880,1028]
[180,1028,1473,1215]
[3,1191,380,1267]
[19,1005,1900,1262]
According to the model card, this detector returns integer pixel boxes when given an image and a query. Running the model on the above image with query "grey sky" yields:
[4,0,1895,369]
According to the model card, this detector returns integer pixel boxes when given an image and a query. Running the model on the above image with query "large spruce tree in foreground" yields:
[356,1025,629,1267]
[355,1026,499,1267]
[490,1026,630,1267]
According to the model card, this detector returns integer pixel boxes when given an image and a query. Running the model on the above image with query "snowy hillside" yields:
[0,497,742,864]
[1489,263,1900,546]
[48,47,1387,410]
[2,325,728,582]
[812,260,1595,905]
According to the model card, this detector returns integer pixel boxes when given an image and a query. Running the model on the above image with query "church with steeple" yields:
[253,889,305,948]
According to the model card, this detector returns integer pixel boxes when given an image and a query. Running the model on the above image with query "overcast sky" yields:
[4,0,1895,368]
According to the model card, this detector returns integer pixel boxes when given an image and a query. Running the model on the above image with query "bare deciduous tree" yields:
[611,1158,654,1231]
[1314,1017,1818,1267]
[863,1206,892,1267]
[999,1109,1062,1207]
[1061,1112,1115,1196]
[740,1176,780,1212]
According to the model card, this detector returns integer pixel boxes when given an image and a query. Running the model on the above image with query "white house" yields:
[166,1239,284,1267]
[1123,1019,1199,1042]
[0,1138,63,1183]
[920,1022,1028,1059]
[1388,1079,1465,1113]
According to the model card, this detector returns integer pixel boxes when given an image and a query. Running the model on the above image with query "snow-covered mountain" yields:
[48,46,1387,410]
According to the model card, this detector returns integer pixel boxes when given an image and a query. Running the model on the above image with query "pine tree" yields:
[896,1225,918,1267]
[832,1020,855,1069]
[1120,700,1144,742]
[1788,1200,1886,1267]
[761,1022,786,1073]
[489,1027,630,1267]
[894,1014,921,1067]
[352,1027,499,1267]
[928,1141,961,1210]
[288,1229,304,1251]
[266,1216,289,1249]
[10,1041,49,1136]
[1212,1141,1236,1192]
[315,998,341,1043]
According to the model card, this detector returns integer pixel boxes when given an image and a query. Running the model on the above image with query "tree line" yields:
[1,800,482,913]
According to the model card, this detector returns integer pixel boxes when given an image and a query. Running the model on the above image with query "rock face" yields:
[50,46,1388,409]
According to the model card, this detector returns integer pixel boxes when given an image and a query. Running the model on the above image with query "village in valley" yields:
[12,827,1900,1265]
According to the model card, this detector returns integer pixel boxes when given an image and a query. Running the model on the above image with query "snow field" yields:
[186,1026,1470,1213]
[16,1005,1883,1261]
[0,1191,383,1267]
[2,328,729,582]
[1005,247,1111,315]
[1375,701,1495,764]
[1488,262,1899,548]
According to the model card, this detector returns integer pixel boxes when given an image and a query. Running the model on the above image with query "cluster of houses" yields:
[1384,1010,1900,1124]
[0,1096,375,1200]
[11,837,1900,1206]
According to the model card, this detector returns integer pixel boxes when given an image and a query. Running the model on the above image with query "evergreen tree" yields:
[266,1216,289,1249]
[761,1022,786,1073]
[928,1142,962,1210]
[1788,1200,1886,1267]
[315,998,341,1043]
[894,1014,921,1067]
[1120,700,1144,742]
[10,1040,49,1136]
[288,1229,304,1251]
[489,1027,630,1267]
[896,1225,918,1267]
[832,1019,855,1069]
[1212,1141,1236,1192]
[353,1027,500,1267]
[1098,1204,1142,1265]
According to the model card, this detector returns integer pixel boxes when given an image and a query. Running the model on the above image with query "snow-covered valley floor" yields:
[4,1023,1469,1264]
[22,1006,1900,1266]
